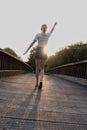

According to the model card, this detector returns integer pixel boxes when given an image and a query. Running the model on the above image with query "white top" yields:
[34,32,52,47]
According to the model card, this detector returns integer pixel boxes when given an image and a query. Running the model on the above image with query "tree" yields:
[46,42,87,71]
[4,48,18,58]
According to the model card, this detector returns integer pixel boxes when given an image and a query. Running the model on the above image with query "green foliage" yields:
[4,48,18,58]
[46,42,87,71]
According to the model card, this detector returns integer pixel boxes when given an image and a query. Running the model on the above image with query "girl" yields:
[23,22,57,89]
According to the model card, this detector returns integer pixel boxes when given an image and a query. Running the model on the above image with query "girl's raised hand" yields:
[54,22,57,26]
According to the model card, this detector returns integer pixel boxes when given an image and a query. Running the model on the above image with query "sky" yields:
[0,0,87,61]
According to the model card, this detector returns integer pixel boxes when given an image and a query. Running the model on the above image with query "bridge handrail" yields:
[48,60,87,79]
[0,49,33,71]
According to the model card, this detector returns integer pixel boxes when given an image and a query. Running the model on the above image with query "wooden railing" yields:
[47,60,87,79]
[0,49,33,77]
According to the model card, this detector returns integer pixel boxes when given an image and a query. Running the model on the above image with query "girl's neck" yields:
[41,31,46,35]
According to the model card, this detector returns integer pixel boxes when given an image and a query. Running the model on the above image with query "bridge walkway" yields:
[0,73,87,130]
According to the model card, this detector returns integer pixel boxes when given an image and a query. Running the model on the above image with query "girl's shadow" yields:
[3,87,41,129]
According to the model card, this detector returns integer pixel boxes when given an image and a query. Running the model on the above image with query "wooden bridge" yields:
[0,49,87,130]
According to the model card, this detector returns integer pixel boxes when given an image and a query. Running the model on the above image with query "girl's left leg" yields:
[35,59,41,87]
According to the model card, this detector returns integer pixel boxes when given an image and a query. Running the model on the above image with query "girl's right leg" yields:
[35,59,40,87]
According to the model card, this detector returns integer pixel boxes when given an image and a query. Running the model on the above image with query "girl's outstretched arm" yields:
[23,40,36,55]
[50,22,57,34]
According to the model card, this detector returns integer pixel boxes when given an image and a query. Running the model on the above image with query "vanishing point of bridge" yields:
[0,49,87,130]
